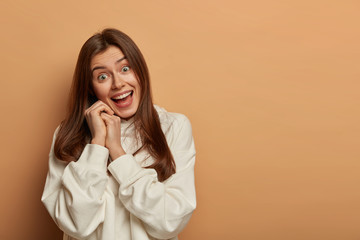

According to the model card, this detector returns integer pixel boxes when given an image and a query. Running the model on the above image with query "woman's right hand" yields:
[85,100,114,146]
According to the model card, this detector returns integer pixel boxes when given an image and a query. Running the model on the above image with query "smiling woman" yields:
[41,28,196,240]
[91,46,141,120]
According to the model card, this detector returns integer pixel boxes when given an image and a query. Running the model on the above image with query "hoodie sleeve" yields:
[41,128,109,239]
[108,114,196,239]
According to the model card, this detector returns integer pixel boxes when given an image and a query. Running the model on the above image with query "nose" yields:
[112,73,125,89]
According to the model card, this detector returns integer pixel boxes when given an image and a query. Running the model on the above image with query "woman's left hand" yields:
[100,112,126,160]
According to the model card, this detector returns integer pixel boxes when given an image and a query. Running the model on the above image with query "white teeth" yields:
[113,91,132,100]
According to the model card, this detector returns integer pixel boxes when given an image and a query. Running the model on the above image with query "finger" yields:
[85,101,102,116]
[89,102,114,116]
[100,113,121,126]
[97,105,114,116]
[100,112,113,125]
[86,100,102,112]
[87,100,112,113]
[95,101,114,115]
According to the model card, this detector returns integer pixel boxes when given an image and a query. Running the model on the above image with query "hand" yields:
[85,100,114,146]
[100,112,126,160]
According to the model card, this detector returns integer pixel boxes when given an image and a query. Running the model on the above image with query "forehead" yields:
[91,46,125,67]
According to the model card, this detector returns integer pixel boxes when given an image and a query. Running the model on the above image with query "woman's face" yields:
[90,46,141,120]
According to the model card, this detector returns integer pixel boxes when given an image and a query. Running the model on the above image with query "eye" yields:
[98,74,108,81]
[121,66,130,72]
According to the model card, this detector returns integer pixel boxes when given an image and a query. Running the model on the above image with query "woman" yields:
[41,28,196,240]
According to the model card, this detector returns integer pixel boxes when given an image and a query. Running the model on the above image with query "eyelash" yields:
[98,74,108,81]
[121,66,130,72]
[96,65,131,80]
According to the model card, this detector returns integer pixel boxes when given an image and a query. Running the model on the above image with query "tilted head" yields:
[71,28,152,120]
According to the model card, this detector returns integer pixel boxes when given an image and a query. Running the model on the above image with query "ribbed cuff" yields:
[76,144,109,173]
[108,154,142,185]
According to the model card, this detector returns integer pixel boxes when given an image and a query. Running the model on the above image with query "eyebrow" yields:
[91,56,127,73]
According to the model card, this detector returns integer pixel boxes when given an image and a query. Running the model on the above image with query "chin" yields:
[115,108,137,120]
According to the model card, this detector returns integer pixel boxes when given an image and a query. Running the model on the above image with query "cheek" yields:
[92,83,109,100]
[129,77,141,93]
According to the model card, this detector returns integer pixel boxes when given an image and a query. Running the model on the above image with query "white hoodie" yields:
[41,106,196,240]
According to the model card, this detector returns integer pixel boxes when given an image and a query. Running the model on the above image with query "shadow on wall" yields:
[34,67,72,240]
[36,162,63,239]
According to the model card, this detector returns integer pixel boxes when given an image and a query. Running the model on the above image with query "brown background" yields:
[0,0,359,239]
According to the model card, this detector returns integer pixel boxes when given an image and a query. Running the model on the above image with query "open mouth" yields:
[111,91,133,105]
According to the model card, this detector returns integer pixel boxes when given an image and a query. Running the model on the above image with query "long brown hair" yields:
[54,28,175,182]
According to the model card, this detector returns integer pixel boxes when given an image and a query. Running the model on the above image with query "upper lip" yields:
[111,90,133,99]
